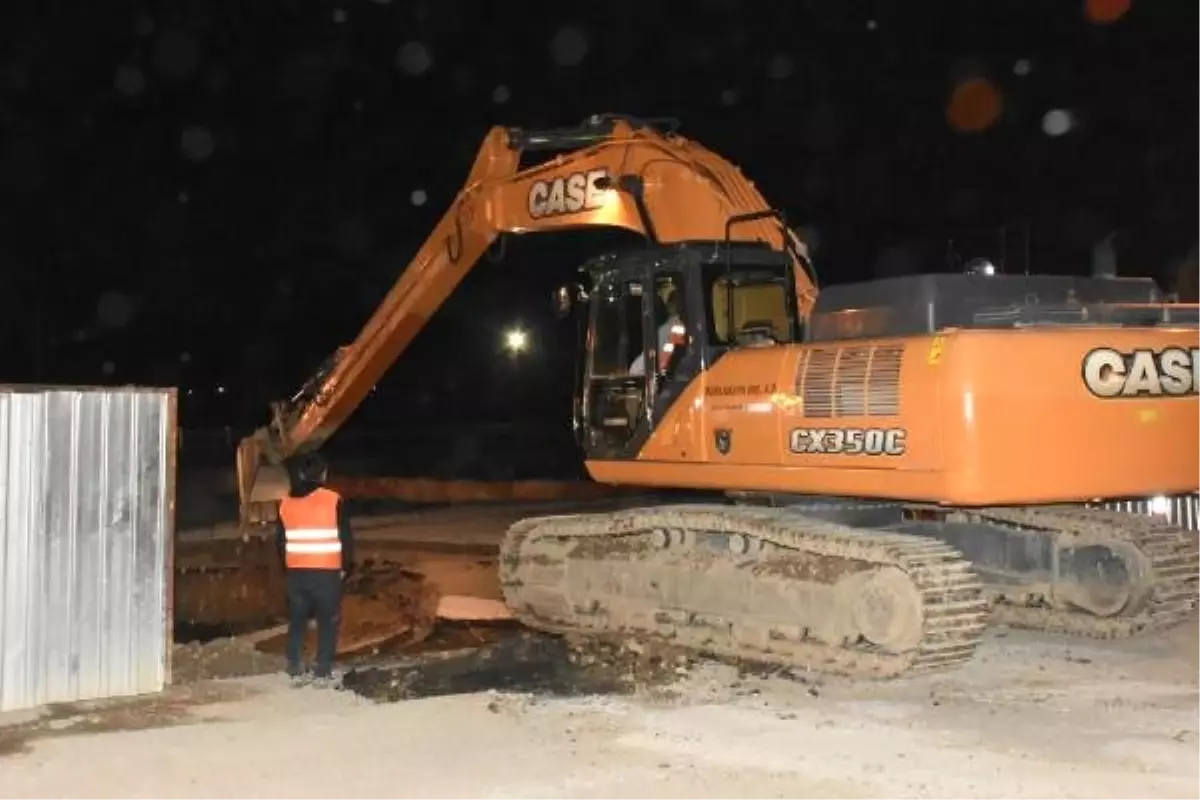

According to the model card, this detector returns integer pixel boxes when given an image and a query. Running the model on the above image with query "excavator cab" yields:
[566,240,800,460]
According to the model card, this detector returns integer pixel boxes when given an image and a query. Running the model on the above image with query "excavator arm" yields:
[236,114,817,524]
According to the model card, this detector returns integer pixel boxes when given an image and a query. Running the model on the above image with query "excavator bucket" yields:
[235,432,290,526]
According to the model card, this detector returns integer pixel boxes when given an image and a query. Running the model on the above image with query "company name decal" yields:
[528,169,610,218]
[1082,347,1198,398]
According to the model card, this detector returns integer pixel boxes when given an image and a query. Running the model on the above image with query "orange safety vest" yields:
[279,487,343,571]
[658,321,688,371]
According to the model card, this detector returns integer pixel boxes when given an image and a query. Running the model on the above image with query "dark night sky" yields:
[0,0,1196,433]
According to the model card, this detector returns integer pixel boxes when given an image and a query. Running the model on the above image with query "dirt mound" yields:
[172,638,284,684]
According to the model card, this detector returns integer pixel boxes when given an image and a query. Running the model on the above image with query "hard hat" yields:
[290,451,329,485]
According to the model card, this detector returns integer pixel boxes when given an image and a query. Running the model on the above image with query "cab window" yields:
[704,264,795,345]
[590,279,645,377]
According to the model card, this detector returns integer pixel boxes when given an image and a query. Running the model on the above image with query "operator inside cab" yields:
[629,281,688,376]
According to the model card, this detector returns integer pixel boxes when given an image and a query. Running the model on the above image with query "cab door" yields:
[580,272,651,460]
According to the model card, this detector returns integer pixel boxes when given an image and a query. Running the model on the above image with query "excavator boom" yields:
[236,114,815,523]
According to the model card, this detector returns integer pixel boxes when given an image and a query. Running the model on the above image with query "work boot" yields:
[286,665,310,688]
[310,669,341,690]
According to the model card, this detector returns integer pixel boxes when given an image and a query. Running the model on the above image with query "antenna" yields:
[1025,220,1031,275]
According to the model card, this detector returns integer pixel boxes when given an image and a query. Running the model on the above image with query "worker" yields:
[274,451,354,686]
[629,283,688,376]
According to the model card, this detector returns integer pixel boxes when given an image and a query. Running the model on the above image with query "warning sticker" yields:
[927,335,946,366]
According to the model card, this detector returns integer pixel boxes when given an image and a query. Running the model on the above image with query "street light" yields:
[503,327,529,355]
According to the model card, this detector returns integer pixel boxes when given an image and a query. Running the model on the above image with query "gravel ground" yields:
[1,616,1195,799]
[11,501,1194,798]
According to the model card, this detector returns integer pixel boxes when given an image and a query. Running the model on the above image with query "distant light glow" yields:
[114,65,146,97]
[1085,0,1131,25]
[410,188,428,207]
[766,53,794,80]
[134,13,155,37]
[964,258,997,276]
[1013,59,1032,76]
[101,361,116,376]
[503,327,529,355]
[152,29,200,80]
[866,19,878,31]
[550,26,589,67]
[216,385,226,395]
[946,77,1003,134]
[492,85,511,105]
[97,290,135,329]
[181,126,215,161]
[396,41,433,76]
[1042,109,1076,137]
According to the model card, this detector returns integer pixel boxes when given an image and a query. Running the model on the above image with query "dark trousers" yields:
[285,569,342,677]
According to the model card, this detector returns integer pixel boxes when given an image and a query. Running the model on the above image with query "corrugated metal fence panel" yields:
[1092,493,1200,532]
[0,387,176,713]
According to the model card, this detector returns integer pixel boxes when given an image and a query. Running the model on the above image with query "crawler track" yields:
[964,505,1199,638]
[500,504,989,679]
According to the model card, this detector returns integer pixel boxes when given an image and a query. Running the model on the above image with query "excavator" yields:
[236,114,1199,678]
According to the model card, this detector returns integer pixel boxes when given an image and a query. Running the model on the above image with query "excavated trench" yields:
[338,630,699,702]
[172,535,507,683]
[169,495,767,694]
[170,532,710,699]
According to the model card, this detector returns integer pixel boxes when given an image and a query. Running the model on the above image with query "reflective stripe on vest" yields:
[279,487,342,570]
[658,322,687,371]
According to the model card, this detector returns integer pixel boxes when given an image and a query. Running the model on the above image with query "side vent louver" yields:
[796,345,904,418]
[797,348,837,418]
[866,346,903,416]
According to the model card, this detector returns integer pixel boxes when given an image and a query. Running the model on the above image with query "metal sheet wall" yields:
[0,386,176,713]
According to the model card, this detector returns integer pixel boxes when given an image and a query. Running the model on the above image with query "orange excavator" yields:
[237,114,1199,678]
